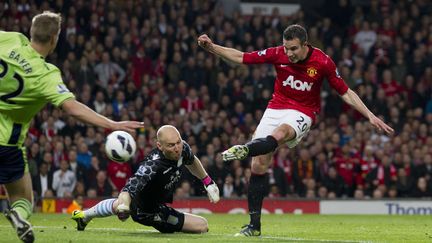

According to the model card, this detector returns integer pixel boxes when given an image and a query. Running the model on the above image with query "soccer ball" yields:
[105,131,136,162]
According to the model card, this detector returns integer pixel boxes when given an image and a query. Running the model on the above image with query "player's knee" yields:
[251,157,270,174]
[196,217,208,233]
[272,124,296,142]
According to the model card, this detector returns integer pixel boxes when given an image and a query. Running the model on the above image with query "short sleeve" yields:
[325,56,349,95]
[38,67,75,107]
[242,46,280,64]
[122,160,158,199]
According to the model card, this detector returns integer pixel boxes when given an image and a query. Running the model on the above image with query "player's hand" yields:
[369,116,394,135]
[112,121,144,133]
[197,34,213,52]
[205,182,220,203]
[116,203,130,221]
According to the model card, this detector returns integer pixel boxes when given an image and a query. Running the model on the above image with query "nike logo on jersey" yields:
[280,64,288,67]
[282,75,313,91]
[257,49,267,56]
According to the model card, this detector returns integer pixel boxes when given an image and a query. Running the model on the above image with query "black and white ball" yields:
[105,131,136,162]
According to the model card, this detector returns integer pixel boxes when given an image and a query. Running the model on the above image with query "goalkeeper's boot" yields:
[4,209,35,243]
[222,145,249,161]
[72,210,88,231]
[234,224,261,237]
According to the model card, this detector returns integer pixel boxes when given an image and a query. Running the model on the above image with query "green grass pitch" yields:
[1,213,431,242]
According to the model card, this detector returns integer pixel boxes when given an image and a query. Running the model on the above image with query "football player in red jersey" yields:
[198,24,393,237]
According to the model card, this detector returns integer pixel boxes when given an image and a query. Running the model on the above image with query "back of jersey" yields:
[0,31,74,146]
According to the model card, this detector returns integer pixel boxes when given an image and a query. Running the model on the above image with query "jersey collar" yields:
[297,45,314,64]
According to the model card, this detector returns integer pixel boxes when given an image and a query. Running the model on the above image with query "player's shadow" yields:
[119,231,204,240]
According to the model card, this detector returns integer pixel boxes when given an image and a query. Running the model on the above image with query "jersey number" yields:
[296,116,308,132]
[0,59,24,104]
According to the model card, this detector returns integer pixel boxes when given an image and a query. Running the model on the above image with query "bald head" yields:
[157,125,183,161]
[157,125,181,143]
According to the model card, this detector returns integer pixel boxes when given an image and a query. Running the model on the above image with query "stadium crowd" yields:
[1,0,432,206]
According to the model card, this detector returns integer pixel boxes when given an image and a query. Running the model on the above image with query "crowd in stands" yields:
[1,0,432,205]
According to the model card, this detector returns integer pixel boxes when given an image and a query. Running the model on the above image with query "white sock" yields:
[83,198,115,223]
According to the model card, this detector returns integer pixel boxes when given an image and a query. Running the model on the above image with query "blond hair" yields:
[30,11,62,44]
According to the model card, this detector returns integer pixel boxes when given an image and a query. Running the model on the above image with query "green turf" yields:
[1,213,431,242]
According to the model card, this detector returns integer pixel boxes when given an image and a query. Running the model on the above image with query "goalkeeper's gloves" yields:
[116,203,130,221]
[202,175,220,203]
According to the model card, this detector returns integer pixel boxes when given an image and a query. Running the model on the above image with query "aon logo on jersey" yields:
[283,75,313,91]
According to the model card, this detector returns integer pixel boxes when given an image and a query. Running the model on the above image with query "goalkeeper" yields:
[72,125,220,233]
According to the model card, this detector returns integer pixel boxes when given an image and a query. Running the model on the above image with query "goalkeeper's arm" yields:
[186,156,220,203]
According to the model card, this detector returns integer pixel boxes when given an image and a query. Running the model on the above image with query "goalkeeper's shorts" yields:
[130,202,185,233]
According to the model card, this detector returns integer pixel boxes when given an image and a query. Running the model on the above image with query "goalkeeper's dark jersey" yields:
[122,140,194,209]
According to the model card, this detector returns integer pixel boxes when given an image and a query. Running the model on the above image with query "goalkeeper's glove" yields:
[202,175,220,203]
[116,203,130,221]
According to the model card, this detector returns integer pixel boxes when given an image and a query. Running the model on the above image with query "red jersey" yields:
[107,161,132,191]
[243,45,349,121]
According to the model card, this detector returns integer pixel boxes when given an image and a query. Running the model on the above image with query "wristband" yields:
[202,175,212,186]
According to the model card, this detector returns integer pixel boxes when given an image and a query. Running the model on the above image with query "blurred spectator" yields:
[366,155,397,193]
[52,160,76,198]
[181,88,204,113]
[106,160,132,192]
[223,174,235,198]
[90,170,113,197]
[33,162,54,199]
[77,143,92,169]
[292,149,315,196]
[354,21,377,56]
[396,168,415,197]
[411,177,432,198]
[322,167,346,198]
[93,52,126,88]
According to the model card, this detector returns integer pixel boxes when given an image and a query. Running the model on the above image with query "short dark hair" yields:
[283,24,308,44]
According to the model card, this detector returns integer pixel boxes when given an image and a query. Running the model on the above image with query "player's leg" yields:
[2,146,35,243]
[233,110,312,237]
[181,212,208,233]
[131,204,204,234]
[71,198,117,230]
[231,110,278,236]
[236,153,272,237]
[222,109,296,161]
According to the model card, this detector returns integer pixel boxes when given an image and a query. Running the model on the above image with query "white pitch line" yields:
[0,225,373,243]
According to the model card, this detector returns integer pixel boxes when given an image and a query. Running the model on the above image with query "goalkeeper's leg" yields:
[72,198,117,231]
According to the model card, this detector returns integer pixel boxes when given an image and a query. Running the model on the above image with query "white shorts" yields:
[253,109,312,148]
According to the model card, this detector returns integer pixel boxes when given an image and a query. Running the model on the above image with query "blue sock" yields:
[83,198,115,223]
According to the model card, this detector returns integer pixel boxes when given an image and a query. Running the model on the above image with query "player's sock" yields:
[11,199,32,220]
[83,198,115,223]
[245,136,278,157]
[247,173,269,230]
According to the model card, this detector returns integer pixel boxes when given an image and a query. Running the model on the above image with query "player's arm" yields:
[114,164,155,221]
[121,163,156,199]
[186,156,220,203]
[198,34,243,64]
[325,57,394,135]
[61,98,143,133]
[112,191,131,221]
[341,89,394,134]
